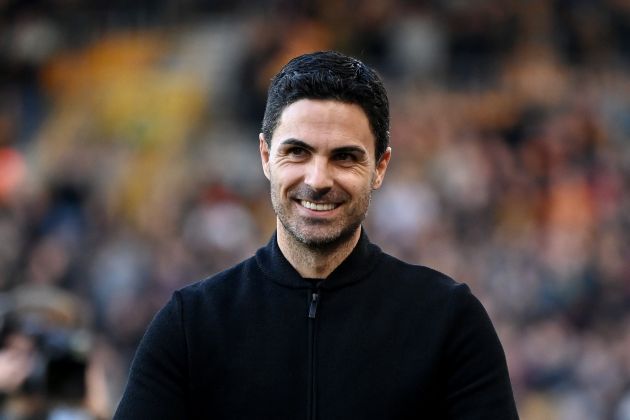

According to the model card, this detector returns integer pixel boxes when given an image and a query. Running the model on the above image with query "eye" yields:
[334,152,356,163]
[287,147,308,159]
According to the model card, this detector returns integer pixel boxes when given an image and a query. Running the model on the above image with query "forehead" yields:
[271,99,375,154]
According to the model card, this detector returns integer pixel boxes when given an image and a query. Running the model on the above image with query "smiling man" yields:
[114,51,519,419]
[261,98,390,278]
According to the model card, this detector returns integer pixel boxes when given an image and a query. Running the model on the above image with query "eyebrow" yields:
[332,146,367,156]
[279,138,314,151]
[279,138,367,156]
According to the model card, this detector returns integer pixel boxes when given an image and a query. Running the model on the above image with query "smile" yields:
[299,200,339,211]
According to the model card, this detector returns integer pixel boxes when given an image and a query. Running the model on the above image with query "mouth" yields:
[298,200,340,212]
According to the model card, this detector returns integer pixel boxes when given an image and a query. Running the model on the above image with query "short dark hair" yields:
[261,51,390,161]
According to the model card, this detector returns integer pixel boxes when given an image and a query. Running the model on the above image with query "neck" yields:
[276,224,361,279]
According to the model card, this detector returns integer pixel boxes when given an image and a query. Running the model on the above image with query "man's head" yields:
[259,51,392,251]
[261,51,390,162]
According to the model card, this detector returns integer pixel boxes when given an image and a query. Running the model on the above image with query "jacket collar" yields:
[255,227,382,290]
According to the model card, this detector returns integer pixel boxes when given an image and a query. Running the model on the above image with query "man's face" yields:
[259,99,391,248]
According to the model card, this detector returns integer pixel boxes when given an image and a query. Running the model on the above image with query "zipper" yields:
[307,288,320,420]
[308,292,320,319]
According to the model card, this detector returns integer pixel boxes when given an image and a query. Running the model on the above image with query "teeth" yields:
[300,200,336,211]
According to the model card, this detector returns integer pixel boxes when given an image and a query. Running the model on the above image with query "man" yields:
[114,51,519,419]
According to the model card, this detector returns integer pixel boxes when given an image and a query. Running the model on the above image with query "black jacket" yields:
[114,231,519,419]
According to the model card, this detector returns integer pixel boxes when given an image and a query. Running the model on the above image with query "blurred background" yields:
[0,0,629,418]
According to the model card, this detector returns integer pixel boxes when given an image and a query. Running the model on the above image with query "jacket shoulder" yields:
[378,252,463,293]
[177,254,259,299]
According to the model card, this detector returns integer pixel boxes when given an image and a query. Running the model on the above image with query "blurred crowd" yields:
[1,0,629,419]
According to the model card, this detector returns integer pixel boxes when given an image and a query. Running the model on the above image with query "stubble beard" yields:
[270,179,372,252]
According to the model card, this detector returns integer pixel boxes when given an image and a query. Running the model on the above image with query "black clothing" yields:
[114,231,518,419]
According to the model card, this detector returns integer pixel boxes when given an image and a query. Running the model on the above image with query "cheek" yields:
[270,164,304,191]
[336,171,373,195]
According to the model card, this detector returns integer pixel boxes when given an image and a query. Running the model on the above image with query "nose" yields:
[304,157,333,191]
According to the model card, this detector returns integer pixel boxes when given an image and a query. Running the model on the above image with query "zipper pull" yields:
[308,292,319,319]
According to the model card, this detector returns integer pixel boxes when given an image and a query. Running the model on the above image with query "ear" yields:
[259,133,271,180]
[372,147,391,189]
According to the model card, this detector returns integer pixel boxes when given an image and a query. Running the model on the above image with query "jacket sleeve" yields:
[443,283,519,419]
[114,292,191,419]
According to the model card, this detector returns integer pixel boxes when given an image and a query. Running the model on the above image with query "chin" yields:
[288,223,361,250]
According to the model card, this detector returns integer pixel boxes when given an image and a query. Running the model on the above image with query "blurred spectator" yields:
[0,285,99,419]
